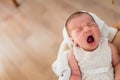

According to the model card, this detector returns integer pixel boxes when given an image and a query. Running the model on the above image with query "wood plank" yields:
[0,0,119,80]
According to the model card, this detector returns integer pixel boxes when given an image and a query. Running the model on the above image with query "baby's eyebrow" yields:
[74,26,82,31]
[87,21,95,24]
[71,26,81,31]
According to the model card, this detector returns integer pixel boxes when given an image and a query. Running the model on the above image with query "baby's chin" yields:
[82,43,98,51]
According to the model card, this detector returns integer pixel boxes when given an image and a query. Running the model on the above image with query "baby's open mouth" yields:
[87,35,94,43]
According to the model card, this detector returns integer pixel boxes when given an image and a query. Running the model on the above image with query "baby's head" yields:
[65,12,100,51]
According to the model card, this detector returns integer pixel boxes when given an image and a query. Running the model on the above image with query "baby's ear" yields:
[70,37,77,46]
[112,31,120,56]
[70,37,75,43]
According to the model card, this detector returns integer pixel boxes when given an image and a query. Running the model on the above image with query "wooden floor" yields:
[0,0,120,80]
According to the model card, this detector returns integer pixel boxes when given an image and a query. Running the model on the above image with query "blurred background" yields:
[0,0,120,80]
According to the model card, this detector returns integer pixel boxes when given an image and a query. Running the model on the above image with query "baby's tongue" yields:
[87,35,94,43]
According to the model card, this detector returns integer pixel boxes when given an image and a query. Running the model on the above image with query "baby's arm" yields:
[109,43,120,80]
[68,50,82,80]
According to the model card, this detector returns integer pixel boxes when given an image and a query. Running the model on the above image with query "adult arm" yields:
[110,43,120,80]
[68,50,82,80]
[113,20,120,30]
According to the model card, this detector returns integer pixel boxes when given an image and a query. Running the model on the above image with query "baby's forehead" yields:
[73,13,94,22]
[66,12,95,34]
[69,14,94,25]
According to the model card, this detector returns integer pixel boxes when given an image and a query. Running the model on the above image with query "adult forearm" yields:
[113,20,120,31]
[70,70,82,80]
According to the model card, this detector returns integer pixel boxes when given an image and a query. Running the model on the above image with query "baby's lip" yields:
[87,35,94,43]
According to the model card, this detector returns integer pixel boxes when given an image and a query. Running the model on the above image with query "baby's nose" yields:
[83,27,90,33]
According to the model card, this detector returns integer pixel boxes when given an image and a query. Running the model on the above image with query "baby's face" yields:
[68,14,100,51]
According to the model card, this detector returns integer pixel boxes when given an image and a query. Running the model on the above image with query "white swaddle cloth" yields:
[52,11,118,80]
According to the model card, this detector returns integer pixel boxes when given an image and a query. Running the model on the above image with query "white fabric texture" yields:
[52,11,118,80]
[73,38,114,80]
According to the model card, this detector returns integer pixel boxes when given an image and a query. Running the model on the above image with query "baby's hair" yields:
[65,11,94,37]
